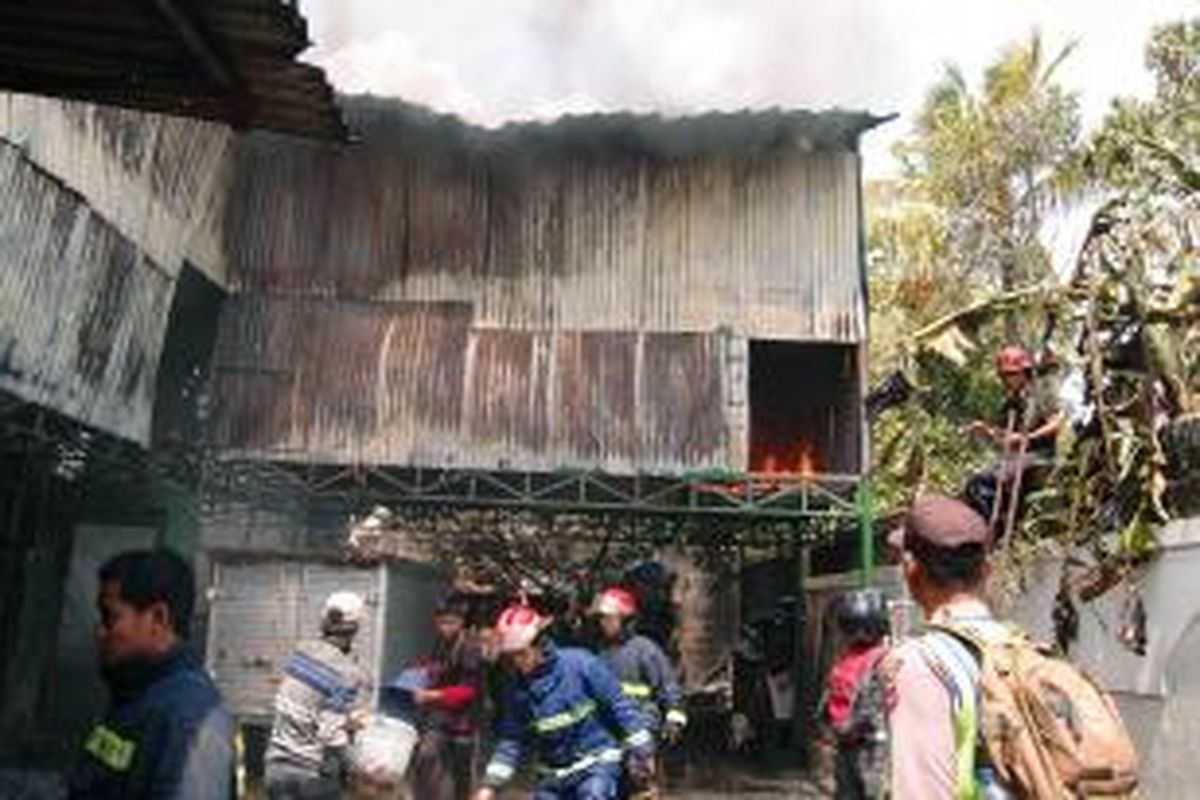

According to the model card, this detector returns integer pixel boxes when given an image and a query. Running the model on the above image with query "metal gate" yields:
[205,557,385,721]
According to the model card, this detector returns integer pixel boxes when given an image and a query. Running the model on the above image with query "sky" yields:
[297,0,1197,268]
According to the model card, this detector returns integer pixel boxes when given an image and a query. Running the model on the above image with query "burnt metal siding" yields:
[206,559,383,720]
[211,297,473,464]
[0,140,173,442]
[0,93,233,285]
[211,297,728,472]
[225,102,868,342]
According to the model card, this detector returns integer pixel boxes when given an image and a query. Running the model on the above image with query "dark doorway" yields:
[151,264,225,454]
[748,342,861,475]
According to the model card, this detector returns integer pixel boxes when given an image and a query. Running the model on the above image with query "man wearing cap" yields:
[474,604,655,800]
[885,495,1010,800]
[410,594,484,800]
[264,591,372,800]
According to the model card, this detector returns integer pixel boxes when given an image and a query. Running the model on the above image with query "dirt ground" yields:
[666,768,829,798]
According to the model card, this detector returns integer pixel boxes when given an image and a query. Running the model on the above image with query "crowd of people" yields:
[64,496,1135,800]
[61,347,1134,800]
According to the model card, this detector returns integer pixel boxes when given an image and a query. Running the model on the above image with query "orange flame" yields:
[754,442,820,477]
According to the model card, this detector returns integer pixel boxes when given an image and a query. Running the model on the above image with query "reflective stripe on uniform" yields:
[621,682,653,699]
[484,760,516,783]
[532,700,597,734]
[536,746,623,781]
[918,633,982,800]
[665,708,688,727]
[85,724,137,772]
[624,729,653,749]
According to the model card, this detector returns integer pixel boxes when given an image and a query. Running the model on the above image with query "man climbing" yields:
[264,591,372,799]
[590,587,687,746]
[473,604,656,800]
[410,594,484,800]
[963,344,1062,533]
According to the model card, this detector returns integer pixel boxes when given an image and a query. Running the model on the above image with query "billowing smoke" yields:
[298,0,1198,177]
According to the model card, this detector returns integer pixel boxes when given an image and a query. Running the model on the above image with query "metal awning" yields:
[0,0,345,139]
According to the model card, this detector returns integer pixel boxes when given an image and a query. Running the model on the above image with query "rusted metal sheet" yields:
[212,298,473,464]
[212,298,730,473]
[641,333,726,465]
[554,332,638,463]
[0,139,173,443]
[465,329,548,455]
[225,99,873,343]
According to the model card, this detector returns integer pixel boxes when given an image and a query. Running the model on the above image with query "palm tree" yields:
[894,31,1081,340]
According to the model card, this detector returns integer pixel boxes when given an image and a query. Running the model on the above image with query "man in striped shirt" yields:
[264,591,371,800]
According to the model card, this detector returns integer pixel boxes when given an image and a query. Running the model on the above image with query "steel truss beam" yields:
[207,459,862,528]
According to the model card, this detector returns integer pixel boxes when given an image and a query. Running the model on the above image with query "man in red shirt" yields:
[410,595,483,800]
[824,589,889,800]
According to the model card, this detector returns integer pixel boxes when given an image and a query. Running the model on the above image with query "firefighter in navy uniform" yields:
[963,344,1063,533]
[591,587,686,798]
[68,549,234,800]
[474,604,656,800]
[592,588,686,743]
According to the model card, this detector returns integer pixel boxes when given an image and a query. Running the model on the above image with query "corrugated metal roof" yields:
[342,97,889,156]
[226,97,870,342]
[0,139,173,443]
[211,297,730,473]
[0,0,344,140]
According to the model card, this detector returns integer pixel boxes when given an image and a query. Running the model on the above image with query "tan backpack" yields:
[935,621,1139,799]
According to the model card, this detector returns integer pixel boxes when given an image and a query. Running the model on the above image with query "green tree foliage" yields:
[868,32,1082,509]
[870,19,1199,597]
[1019,18,1200,574]
[896,33,1081,305]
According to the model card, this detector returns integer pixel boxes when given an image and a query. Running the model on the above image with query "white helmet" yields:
[494,605,550,653]
[324,591,365,628]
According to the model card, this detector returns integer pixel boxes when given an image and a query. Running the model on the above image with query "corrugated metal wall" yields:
[210,296,728,472]
[0,93,233,284]
[0,140,173,442]
[224,105,865,341]
[212,102,868,472]
[0,94,232,441]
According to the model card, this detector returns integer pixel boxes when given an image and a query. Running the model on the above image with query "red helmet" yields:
[591,587,638,618]
[494,604,549,653]
[995,345,1033,375]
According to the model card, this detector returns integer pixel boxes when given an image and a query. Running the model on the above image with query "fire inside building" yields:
[0,1,891,792]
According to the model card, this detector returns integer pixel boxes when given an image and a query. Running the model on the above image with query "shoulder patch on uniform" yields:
[85,724,137,772]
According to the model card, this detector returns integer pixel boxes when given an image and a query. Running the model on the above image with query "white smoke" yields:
[299,0,1198,177]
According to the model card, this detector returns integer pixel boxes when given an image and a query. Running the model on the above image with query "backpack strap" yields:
[916,629,985,800]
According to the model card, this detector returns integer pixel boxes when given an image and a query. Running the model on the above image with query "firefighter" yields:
[264,591,371,800]
[474,604,656,800]
[963,344,1063,532]
[590,587,687,746]
[68,549,234,800]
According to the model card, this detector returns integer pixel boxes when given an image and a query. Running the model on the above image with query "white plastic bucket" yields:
[351,715,419,787]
